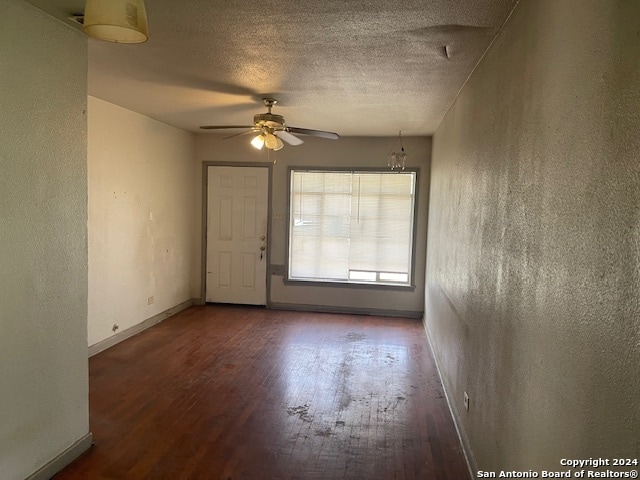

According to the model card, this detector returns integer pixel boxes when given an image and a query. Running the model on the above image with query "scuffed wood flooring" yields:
[53,305,469,480]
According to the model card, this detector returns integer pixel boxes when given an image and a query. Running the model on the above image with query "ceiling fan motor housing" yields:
[254,112,285,128]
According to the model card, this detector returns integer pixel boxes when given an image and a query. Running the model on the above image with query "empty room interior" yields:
[1,0,639,479]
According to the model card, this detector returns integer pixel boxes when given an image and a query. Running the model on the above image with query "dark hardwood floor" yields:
[53,305,469,480]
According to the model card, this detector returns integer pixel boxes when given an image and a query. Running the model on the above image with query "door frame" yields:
[200,161,273,306]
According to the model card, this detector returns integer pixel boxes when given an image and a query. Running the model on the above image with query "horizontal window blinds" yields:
[289,170,416,285]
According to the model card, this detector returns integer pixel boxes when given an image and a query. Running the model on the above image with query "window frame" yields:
[284,167,420,291]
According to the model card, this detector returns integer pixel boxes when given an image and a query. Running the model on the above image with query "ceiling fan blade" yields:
[276,130,304,146]
[287,127,339,140]
[200,125,255,130]
[223,129,258,140]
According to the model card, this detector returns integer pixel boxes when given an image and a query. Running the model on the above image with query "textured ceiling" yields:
[25,0,517,136]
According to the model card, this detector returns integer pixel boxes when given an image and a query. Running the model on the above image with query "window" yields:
[288,169,417,287]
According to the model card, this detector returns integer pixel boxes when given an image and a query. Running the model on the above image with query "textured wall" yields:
[195,136,430,315]
[0,1,89,478]
[88,97,197,346]
[426,0,640,473]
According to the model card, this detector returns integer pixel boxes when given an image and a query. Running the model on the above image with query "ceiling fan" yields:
[200,98,339,151]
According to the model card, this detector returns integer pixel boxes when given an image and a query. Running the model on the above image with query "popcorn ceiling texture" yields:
[24,0,517,135]
[0,1,89,478]
[426,0,640,472]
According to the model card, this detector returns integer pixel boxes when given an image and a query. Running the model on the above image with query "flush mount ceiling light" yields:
[388,130,408,171]
[83,0,149,44]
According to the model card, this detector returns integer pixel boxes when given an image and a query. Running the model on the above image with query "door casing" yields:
[200,162,272,306]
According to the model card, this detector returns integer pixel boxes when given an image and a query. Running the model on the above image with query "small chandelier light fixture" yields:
[83,0,149,44]
[387,130,408,171]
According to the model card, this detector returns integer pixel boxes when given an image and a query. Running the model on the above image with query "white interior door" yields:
[206,166,269,305]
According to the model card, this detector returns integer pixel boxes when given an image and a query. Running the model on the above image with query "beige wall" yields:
[0,1,89,478]
[195,135,430,315]
[426,0,640,473]
[88,97,197,346]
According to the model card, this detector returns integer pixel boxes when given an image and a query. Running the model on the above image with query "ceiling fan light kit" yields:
[250,134,265,150]
[264,133,278,149]
[201,98,339,152]
[83,0,149,44]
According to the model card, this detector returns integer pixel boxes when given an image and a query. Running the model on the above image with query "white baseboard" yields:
[270,302,423,319]
[423,317,477,480]
[26,432,93,480]
[88,299,194,357]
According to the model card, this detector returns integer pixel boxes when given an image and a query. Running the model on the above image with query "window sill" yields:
[283,278,416,292]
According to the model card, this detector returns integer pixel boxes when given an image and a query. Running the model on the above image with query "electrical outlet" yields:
[274,212,283,221]
[148,296,154,305]
[464,391,470,411]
